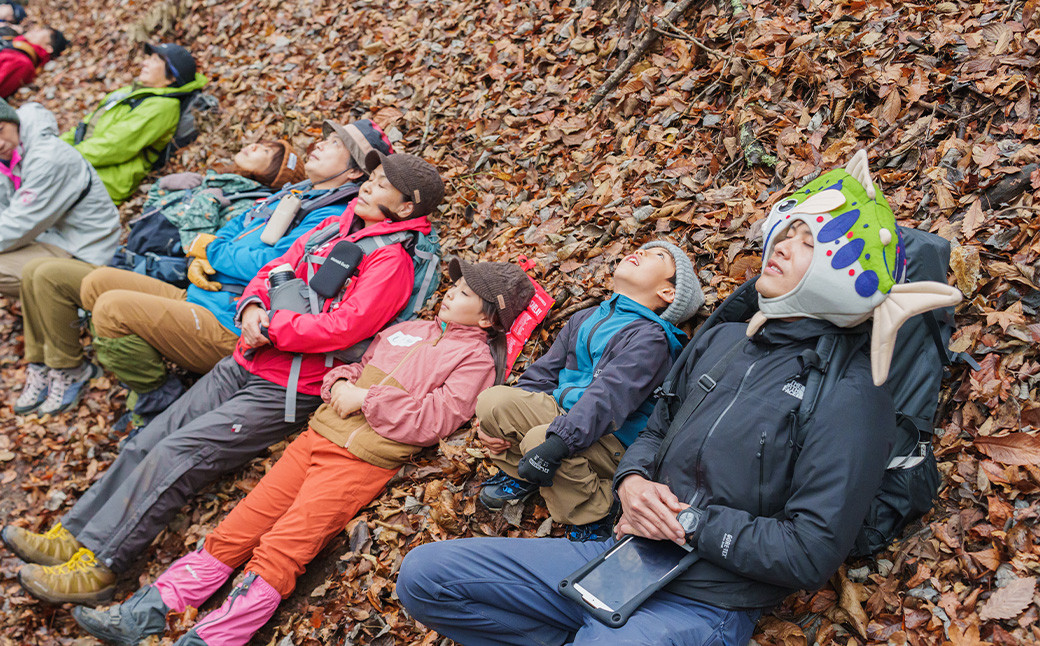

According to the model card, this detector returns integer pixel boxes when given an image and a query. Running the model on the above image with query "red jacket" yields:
[0,38,49,99]
[233,199,432,394]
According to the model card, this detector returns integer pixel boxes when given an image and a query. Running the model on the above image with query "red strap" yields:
[505,273,554,374]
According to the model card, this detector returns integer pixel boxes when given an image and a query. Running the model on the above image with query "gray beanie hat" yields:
[0,99,19,125]
[640,240,703,324]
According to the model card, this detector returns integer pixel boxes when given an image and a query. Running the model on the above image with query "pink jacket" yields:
[318,319,495,450]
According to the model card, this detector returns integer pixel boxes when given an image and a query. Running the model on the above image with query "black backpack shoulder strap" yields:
[298,183,360,217]
[658,278,760,400]
[923,310,980,371]
[651,337,747,474]
[793,332,868,450]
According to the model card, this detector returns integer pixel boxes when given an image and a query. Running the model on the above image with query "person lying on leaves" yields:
[396,151,961,646]
[70,259,535,646]
[1,151,444,609]
[11,133,310,419]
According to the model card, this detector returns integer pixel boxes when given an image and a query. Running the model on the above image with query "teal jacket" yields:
[517,294,687,450]
[61,73,208,204]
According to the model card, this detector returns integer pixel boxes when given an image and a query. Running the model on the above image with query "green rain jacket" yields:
[60,73,208,204]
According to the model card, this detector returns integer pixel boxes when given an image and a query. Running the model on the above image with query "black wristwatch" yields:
[676,506,705,549]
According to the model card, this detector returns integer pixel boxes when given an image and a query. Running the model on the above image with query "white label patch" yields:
[720,533,733,558]
[782,379,805,400]
[387,331,423,347]
[18,189,36,205]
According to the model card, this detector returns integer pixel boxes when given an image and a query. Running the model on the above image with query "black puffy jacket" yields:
[613,317,895,610]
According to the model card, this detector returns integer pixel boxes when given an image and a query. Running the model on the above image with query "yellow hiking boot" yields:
[1,522,82,565]
[19,547,116,606]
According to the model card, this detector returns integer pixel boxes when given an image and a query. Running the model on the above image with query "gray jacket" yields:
[0,103,120,264]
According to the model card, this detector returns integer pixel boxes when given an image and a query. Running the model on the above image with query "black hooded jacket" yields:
[613,317,895,610]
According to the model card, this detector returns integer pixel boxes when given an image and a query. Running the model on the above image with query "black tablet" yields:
[558,535,700,628]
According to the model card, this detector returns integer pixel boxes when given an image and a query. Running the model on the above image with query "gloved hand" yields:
[187,257,222,291]
[200,187,231,207]
[185,232,217,261]
[517,433,569,486]
[158,172,204,191]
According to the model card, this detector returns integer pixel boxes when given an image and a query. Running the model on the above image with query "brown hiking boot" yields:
[18,547,116,606]
[1,522,82,565]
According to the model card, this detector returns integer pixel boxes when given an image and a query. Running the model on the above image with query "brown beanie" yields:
[364,151,445,219]
[448,259,535,329]
[270,140,306,187]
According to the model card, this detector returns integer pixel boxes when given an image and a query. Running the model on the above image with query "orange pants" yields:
[204,428,397,597]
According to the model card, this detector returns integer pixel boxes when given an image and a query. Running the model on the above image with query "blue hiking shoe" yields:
[38,363,100,416]
[478,472,540,511]
[566,518,615,542]
[13,363,49,414]
[566,501,621,542]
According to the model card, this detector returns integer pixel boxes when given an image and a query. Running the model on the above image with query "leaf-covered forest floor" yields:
[1,0,1040,644]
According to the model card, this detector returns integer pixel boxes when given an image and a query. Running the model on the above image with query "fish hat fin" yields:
[870,282,963,386]
[795,189,847,215]
[746,311,768,337]
[845,149,876,200]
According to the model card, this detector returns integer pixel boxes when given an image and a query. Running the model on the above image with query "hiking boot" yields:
[131,376,185,417]
[478,472,540,511]
[566,501,620,542]
[1,522,82,565]
[72,585,169,645]
[13,363,50,414]
[566,517,615,542]
[18,547,116,606]
[38,363,101,416]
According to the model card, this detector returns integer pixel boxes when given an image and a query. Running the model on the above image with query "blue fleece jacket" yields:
[516,293,686,451]
[186,184,360,333]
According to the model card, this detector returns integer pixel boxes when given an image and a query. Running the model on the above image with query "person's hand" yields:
[240,304,270,348]
[476,426,511,454]
[516,434,569,486]
[187,257,222,291]
[200,187,231,207]
[615,474,687,545]
[329,380,368,418]
[158,172,204,192]
[185,232,217,260]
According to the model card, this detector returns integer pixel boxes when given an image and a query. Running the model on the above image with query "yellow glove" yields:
[185,233,217,261]
[187,257,222,291]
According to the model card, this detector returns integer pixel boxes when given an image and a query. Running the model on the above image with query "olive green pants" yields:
[20,257,96,368]
[82,267,239,393]
[475,385,625,525]
[1,242,73,298]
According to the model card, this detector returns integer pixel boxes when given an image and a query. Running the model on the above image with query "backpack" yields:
[659,227,977,557]
[109,186,273,288]
[299,223,442,324]
[108,205,190,287]
[147,92,218,171]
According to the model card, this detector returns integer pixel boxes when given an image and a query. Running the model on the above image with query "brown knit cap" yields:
[365,151,445,218]
[270,140,306,187]
[448,259,535,329]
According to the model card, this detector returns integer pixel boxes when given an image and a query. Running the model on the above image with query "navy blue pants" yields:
[397,537,760,646]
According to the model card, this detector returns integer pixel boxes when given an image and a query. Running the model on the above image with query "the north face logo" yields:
[782,379,805,400]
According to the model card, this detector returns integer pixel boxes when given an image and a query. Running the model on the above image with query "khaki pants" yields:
[21,257,96,368]
[81,267,239,391]
[476,385,625,525]
[0,242,73,297]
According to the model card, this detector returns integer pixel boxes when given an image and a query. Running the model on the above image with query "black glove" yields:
[517,433,569,486]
